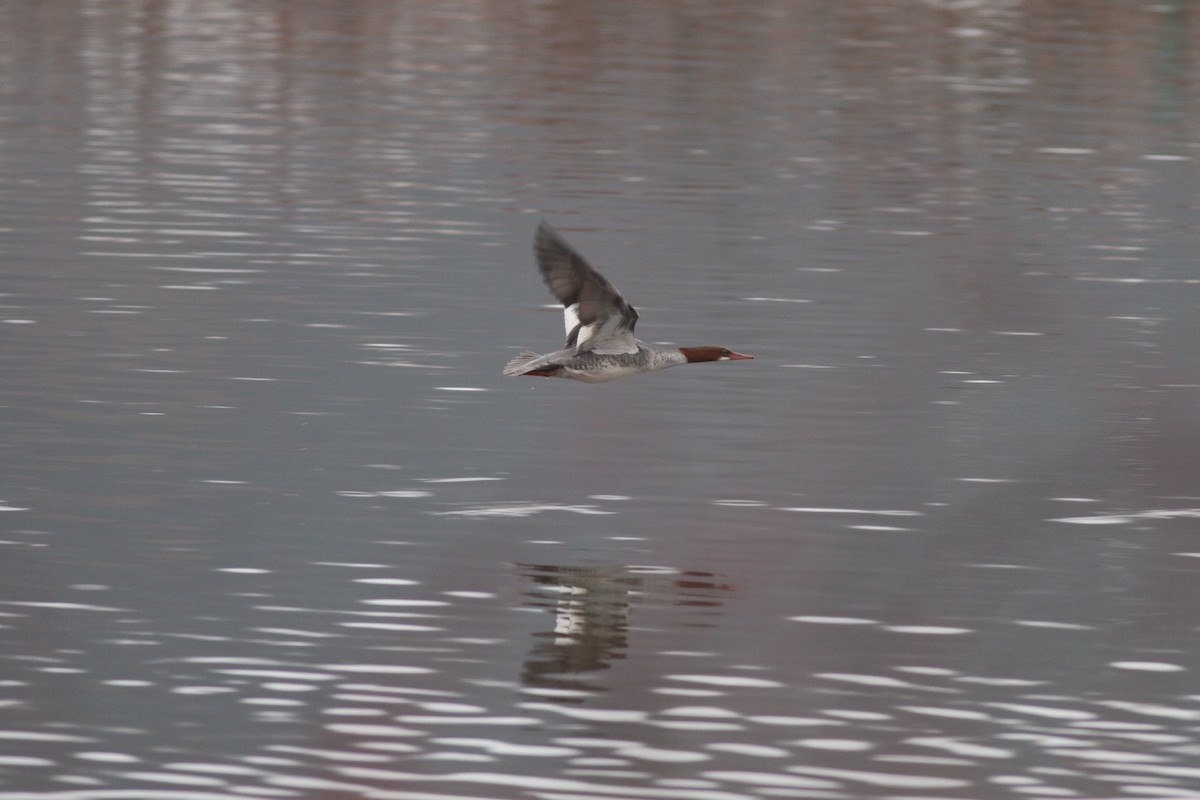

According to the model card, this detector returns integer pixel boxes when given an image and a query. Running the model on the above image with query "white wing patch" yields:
[562,299,638,354]
[563,303,581,340]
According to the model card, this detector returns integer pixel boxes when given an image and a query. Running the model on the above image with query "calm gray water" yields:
[3,2,1200,798]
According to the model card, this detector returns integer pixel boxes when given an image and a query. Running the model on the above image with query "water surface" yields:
[3,2,1200,798]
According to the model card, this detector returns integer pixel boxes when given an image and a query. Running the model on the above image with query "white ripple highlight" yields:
[1053,508,1200,525]
[317,664,433,675]
[432,503,615,518]
[787,765,970,788]
[781,507,922,516]
[431,738,580,757]
[1110,661,1185,672]
[667,674,784,688]
[703,770,838,788]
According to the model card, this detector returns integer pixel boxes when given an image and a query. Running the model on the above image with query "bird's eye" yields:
[721,349,731,356]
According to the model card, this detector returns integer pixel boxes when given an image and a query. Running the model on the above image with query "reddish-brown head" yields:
[679,346,754,364]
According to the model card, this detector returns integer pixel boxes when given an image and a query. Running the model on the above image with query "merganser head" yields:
[679,346,754,363]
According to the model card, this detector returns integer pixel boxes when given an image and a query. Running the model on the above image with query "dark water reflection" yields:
[4,1,1200,798]
[518,563,639,689]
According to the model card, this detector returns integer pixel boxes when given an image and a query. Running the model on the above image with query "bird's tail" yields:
[503,351,558,377]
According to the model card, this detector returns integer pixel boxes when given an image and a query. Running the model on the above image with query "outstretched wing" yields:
[535,221,639,355]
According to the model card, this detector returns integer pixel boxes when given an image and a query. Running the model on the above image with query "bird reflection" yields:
[515,563,735,700]
[517,563,638,695]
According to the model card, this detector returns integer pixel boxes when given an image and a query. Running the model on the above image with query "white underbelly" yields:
[561,363,650,383]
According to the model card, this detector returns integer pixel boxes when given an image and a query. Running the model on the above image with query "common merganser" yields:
[504,221,753,383]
